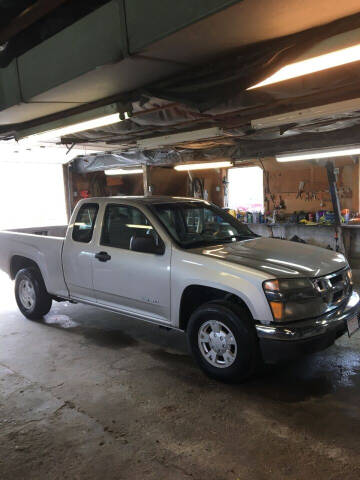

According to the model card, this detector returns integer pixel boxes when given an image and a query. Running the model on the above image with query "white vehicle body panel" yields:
[190,237,347,278]
[89,200,172,324]
[92,245,171,323]
[0,229,68,298]
[170,247,273,325]
[62,210,100,303]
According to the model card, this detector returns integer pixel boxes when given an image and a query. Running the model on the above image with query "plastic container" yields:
[341,209,350,223]
[324,212,336,223]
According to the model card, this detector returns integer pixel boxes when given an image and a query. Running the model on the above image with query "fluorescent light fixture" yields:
[174,161,232,171]
[276,145,360,162]
[251,97,360,130]
[137,127,224,150]
[105,168,143,175]
[29,114,125,142]
[16,103,128,142]
[248,43,360,90]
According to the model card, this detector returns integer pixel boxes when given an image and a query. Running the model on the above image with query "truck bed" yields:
[7,225,68,238]
[0,225,69,299]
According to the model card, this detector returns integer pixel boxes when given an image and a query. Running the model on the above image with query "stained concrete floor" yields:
[1,272,360,479]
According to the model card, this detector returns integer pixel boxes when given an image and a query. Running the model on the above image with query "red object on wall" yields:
[79,190,90,198]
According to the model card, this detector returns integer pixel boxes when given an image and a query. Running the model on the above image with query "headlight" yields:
[263,278,318,322]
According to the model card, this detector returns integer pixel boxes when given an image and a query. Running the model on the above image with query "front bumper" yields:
[256,290,360,363]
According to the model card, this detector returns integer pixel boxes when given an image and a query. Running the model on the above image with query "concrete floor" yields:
[1,272,360,479]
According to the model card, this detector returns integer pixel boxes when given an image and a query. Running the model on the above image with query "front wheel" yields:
[187,301,261,382]
[15,268,52,320]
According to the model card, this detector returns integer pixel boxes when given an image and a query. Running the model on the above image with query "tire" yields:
[187,300,261,383]
[15,267,52,320]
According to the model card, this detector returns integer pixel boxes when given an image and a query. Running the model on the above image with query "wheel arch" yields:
[179,284,253,331]
[10,255,42,280]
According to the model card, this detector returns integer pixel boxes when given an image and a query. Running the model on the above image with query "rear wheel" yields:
[187,301,261,382]
[15,268,52,320]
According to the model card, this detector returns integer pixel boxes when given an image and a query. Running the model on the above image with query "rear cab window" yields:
[72,203,99,243]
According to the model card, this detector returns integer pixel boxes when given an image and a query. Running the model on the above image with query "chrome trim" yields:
[256,290,360,341]
[312,266,351,308]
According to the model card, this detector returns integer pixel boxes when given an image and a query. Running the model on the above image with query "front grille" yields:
[313,267,352,310]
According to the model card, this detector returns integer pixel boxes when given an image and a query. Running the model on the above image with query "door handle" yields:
[95,251,111,262]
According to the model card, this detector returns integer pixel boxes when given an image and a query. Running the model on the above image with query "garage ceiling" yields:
[0,0,111,66]
[136,0,360,64]
[2,0,360,163]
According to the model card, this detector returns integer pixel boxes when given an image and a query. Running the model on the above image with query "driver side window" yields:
[101,204,160,250]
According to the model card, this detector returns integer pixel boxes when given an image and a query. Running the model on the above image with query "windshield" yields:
[151,202,256,249]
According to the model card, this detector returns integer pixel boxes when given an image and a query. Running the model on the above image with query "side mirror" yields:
[130,235,164,255]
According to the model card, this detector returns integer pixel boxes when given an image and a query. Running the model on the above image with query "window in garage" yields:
[0,147,69,230]
[228,166,264,212]
[0,161,67,230]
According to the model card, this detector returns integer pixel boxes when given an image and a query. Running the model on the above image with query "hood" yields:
[190,237,347,278]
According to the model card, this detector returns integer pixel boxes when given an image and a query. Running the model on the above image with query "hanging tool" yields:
[296,181,305,199]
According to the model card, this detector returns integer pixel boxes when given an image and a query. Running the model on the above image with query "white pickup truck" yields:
[0,196,359,381]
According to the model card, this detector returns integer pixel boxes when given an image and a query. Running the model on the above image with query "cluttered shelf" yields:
[253,223,338,228]
[228,209,360,227]
[250,223,360,228]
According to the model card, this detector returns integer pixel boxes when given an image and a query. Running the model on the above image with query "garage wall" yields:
[150,167,224,205]
[260,157,359,215]
[69,157,360,216]
[70,166,225,210]
[105,167,225,205]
